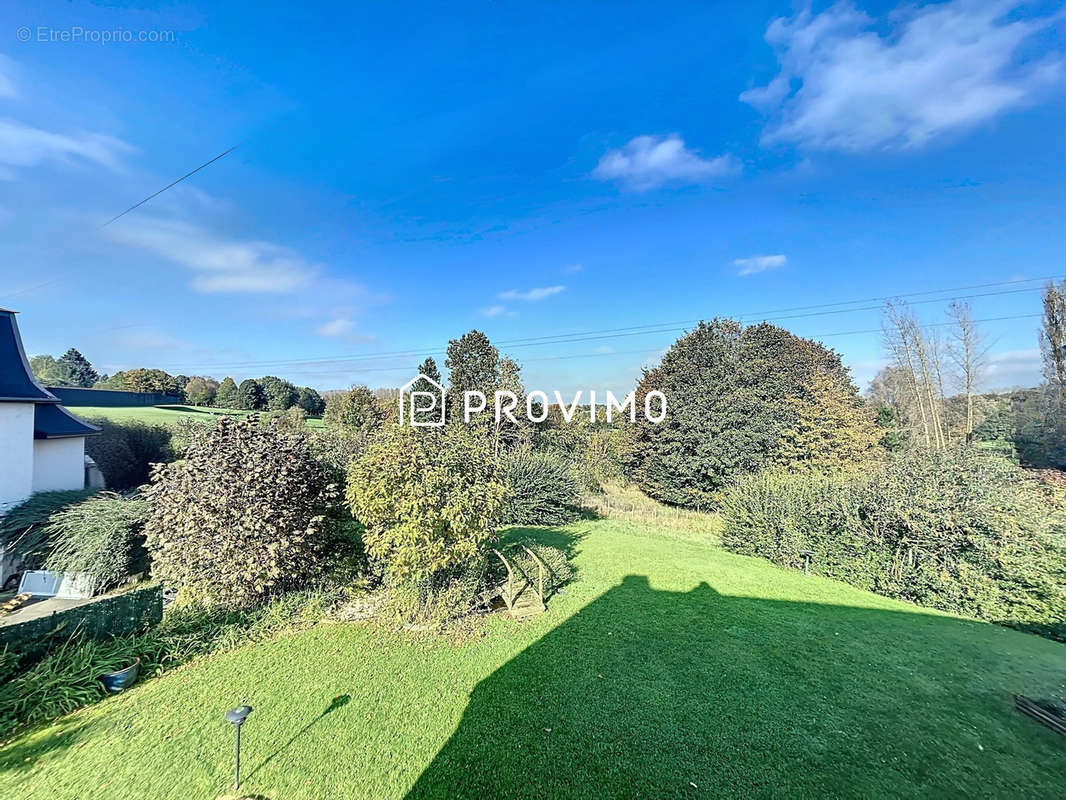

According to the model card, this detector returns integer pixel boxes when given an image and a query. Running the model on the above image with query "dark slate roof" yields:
[0,309,59,403]
[34,403,101,439]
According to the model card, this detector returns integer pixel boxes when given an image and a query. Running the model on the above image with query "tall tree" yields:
[1040,281,1066,404]
[236,378,266,411]
[215,377,239,408]
[296,386,326,415]
[946,300,990,442]
[445,330,499,417]
[624,319,859,507]
[883,301,946,449]
[56,348,99,387]
[29,354,72,386]
[408,356,444,425]
[184,376,219,406]
[324,385,386,431]
[259,375,298,411]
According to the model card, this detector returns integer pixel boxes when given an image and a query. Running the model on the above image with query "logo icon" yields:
[398,373,446,427]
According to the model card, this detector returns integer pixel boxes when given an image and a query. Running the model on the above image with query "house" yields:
[0,308,100,515]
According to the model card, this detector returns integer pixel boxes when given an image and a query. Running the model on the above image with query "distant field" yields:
[67,404,325,428]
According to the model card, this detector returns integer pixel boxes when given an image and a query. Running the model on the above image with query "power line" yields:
[152,277,1056,373]
[208,311,1045,380]
[101,144,241,228]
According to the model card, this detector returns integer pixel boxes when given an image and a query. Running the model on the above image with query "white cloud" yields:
[0,118,132,173]
[482,305,509,317]
[593,134,740,190]
[499,285,566,302]
[104,217,317,294]
[734,254,786,276]
[0,57,132,173]
[984,347,1041,389]
[316,317,355,337]
[742,0,1064,152]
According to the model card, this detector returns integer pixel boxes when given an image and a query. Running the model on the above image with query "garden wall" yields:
[0,584,162,663]
[46,386,181,407]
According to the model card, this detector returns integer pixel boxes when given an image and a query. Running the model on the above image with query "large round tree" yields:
[624,320,871,507]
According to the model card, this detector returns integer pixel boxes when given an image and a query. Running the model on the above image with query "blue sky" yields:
[1,0,1064,394]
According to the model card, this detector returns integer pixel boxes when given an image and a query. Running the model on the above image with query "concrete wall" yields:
[32,436,86,493]
[0,402,35,514]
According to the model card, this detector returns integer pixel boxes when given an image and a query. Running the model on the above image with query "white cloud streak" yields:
[104,217,317,294]
[499,285,566,302]
[593,134,740,190]
[734,254,786,276]
[742,0,1064,152]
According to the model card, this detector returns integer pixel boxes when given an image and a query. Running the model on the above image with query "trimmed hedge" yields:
[720,448,1066,640]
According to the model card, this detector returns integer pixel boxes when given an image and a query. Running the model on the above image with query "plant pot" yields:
[100,657,140,693]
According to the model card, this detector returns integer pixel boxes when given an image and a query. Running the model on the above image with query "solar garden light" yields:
[799,549,814,576]
[225,703,253,792]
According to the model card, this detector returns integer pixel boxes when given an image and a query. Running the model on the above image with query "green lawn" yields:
[67,405,325,428]
[3,518,1064,799]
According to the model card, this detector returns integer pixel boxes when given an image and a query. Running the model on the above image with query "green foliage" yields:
[182,376,218,406]
[236,378,266,410]
[43,493,150,593]
[498,449,580,526]
[324,385,386,431]
[346,423,506,607]
[297,386,326,415]
[95,368,183,395]
[57,348,99,388]
[624,319,862,507]
[214,376,239,408]
[145,416,341,609]
[29,354,72,386]
[0,586,342,733]
[84,417,174,490]
[720,449,1066,640]
[445,330,499,415]
[259,375,299,411]
[0,489,96,567]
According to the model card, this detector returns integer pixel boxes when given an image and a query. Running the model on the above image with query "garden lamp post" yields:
[799,550,814,576]
[225,703,252,792]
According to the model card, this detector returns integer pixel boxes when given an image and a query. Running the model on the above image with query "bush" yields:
[346,423,506,616]
[720,448,1066,639]
[145,416,341,609]
[44,492,150,593]
[498,449,580,526]
[84,417,174,490]
[0,489,96,568]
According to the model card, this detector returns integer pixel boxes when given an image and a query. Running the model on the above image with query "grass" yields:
[66,405,325,428]
[2,517,1065,799]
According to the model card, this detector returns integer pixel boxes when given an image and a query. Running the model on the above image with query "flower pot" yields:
[100,657,140,693]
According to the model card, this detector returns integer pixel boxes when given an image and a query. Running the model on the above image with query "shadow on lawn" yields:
[404,576,1066,799]
[244,694,351,782]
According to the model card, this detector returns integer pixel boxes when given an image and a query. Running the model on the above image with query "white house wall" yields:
[32,437,86,493]
[0,403,35,513]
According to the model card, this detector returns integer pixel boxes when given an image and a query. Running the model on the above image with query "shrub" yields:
[84,417,174,490]
[0,490,96,568]
[498,449,580,526]
[324,385,386,431]
[346,423,506,614]
[720,448,1066,639]
[44,492,150,593]
[145,416,341,609]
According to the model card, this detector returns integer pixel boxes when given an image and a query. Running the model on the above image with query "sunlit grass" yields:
[2,518,1063,799]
